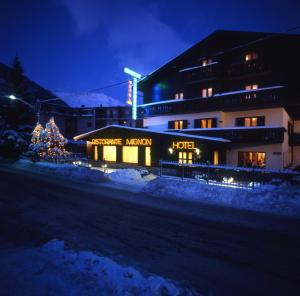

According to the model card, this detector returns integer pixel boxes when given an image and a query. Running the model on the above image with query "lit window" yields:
[174,92,184,99]
[174,120,184,129]
[202,88,213,98]
[94,146,98,161]
[179,152,193,164]
[245,52,258,62]
[201,119,212,128]
[236,116,265,127]
[245,84,258,90]
[238,152,266,168]
[122,146,138,164]
[103,146,116,162]
[202,59,212,66]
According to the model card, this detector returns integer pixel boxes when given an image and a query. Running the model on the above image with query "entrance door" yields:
[145,147,151,166]
[179,152,193,164]
[213,151,219,165]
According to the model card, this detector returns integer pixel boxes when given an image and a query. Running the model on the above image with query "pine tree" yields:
[41,117,68,158]
[9,56,26,97]
[28,122,45,157]
[31,122,43,145]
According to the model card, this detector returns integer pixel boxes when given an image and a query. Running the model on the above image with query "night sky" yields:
[1,0,300,102]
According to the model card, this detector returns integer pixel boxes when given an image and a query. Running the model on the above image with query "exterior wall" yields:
[294,120,300,133]
[222,107,290,128]
[76,116,95,135]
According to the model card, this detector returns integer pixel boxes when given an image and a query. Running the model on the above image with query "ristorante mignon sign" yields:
[92,138,152,146]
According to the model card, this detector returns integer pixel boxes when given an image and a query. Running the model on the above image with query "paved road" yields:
[0,166,300,295]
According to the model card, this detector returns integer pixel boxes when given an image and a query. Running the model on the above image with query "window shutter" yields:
[236,117,244,127]
[168,121,174,129]
[212,118,218,128]
[257,116,265,126]
[183,120,188,129]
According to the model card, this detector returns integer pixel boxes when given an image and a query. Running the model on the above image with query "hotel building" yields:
[75,30,300,170]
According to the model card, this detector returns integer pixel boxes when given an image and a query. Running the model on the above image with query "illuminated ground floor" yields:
[74,125,295,170]
[74,125,228,167]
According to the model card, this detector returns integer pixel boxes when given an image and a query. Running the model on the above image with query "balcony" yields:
[228,60,269,77]
[142,86,284,117]
[178,62,218,82]
[177,127,285,145]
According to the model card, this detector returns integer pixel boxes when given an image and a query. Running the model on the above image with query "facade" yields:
[137,30,300,170]
[74,125,228,167]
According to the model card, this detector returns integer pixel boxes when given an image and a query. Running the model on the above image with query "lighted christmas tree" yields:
[28,122,45,157]
[41,117,68,158]
[31,122,43,145]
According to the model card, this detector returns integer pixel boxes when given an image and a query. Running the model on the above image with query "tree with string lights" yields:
[28,122,45,158]
[41,117,68,159]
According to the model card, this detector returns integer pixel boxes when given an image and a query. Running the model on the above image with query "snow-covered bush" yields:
[0,127,31,159]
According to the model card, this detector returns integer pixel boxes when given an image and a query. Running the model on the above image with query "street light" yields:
[8,94,17,100]
[7,94,61,122]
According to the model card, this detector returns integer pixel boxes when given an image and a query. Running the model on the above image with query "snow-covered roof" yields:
[178,62,218,73]
[55,91,125,108]
[74,124,230,143]
[176,125,285,132]
[138,85,285,107]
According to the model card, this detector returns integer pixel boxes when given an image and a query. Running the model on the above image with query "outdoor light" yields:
[123,67,142,79]
[8,94,17,100]
[195,148,200,155]
[168,147,173,154]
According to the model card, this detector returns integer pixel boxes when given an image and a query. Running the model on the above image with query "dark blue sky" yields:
[1,0,300,102]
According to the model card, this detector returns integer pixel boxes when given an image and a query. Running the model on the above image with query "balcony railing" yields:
[142,87,284,117]
[177,127,285,144]
[228,60,269,76]
[178,62,218,82]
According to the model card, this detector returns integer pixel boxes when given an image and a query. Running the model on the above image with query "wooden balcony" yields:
[178,127,286,145]
[142,87,284,117]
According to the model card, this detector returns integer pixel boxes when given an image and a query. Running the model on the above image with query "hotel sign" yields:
[92,138,152,146]
[172,141,195,150]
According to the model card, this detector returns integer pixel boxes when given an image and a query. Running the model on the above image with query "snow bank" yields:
[143,177,300,217]
[13,159,104,182]
[0,239,192,296]
[106,168,148,189]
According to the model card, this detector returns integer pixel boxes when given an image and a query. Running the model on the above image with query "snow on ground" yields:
[13,159,104,183]
[0,239,192,296]
[105,168,148,189]
[11,159,300,217]
[142,176,300,217]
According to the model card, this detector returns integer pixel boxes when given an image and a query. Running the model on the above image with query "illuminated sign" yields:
[123,67,141,120]
[92,139,122,145]
[172,141,195,150]
[125,138,152,146]
[92,138,152,146]
[127,80,133,105]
